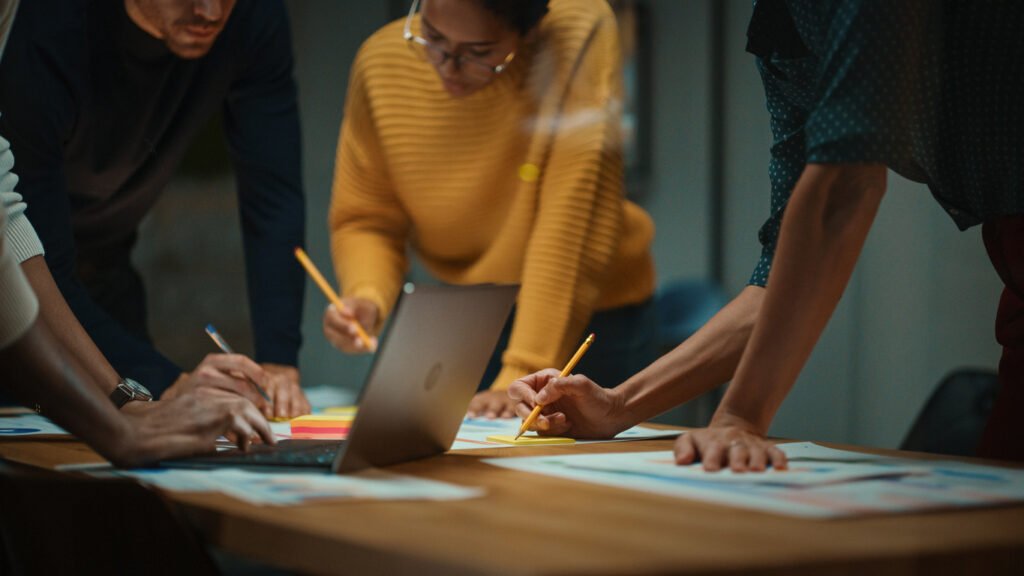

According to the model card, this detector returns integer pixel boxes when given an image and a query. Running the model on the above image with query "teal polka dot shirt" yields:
[746,0,1024,287]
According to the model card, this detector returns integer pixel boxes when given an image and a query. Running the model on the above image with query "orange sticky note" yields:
[290,414,354,440]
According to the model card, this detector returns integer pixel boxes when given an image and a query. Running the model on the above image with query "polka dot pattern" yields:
[746,0,1024,287]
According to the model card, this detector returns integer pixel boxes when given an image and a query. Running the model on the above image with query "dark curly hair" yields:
[478,0,550,35]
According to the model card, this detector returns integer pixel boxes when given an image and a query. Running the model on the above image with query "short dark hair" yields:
[478,0,550,35]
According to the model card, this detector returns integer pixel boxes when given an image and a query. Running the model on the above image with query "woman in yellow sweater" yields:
[325,0,657,417]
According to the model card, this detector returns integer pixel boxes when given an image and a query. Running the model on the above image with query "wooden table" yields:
[2,435,1023,575]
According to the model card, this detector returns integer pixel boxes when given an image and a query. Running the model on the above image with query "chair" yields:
[0,459,219,576]
[654,279,728,353]
[900,368,1000,457]
[650,279,728,426]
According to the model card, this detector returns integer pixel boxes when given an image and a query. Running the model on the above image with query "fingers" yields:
[323,304,377,353]
[187,355,269,410]
[748,445,768,472]
[534,412,570,436]
[120,393,274,464]
[768,445,789,470]
[220,397,275,450]
[674,434,697,465]
[273,381,289,419]
[728,442,750,472]
[295,386,312,417]
[535,374,596,405]
[465,392,487,418]
[673,427,780,472]
[701,440,726,472]
[199,352,265,384]
[467,390,517,419]
[508,369,563,399]
[269,381,310,420]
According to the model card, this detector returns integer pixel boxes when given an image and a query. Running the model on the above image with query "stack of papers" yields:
[484,442,1024,518]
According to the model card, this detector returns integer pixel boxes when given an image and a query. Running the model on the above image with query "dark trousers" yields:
[978,215,1024,461]
[75,234,151,343]
[479,298,658,390]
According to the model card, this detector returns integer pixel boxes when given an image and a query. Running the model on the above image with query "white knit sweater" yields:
[0,184,38,348]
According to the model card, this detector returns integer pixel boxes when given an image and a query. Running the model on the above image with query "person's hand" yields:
[507,369,627,439]
[112,388,275,467]
[322,298,379,354]
[466,388,517,418]
[160,353,270,416]
[261,363,311,420]
[674,412,788,472]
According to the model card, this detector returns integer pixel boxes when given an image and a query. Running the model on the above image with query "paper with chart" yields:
[81,467,483,506]
[552,450,927,486]
[0,414,69,436]
[484,442,1024,518]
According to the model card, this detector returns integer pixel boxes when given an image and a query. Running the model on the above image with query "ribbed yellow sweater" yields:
[329,0,655,389]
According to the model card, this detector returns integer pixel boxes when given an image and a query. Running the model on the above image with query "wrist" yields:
[605,386,633,430]
[710,405,770,435]
[110,377,154,409]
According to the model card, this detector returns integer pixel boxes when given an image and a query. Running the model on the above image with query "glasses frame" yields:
[403,0,517,77]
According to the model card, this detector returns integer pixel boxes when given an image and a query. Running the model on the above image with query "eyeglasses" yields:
[403,0,516,81]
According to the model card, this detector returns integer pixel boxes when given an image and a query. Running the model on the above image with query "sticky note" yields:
[290,414,354,440]
[487,434,575,445]
[322,406,359,416]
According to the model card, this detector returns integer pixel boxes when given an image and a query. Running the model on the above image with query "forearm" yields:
[616,285,764,426]
[21,255,120,394]
[242,229,304,366]
[718,164,887,432]
[0,319,131,461]
[52,269,183,395]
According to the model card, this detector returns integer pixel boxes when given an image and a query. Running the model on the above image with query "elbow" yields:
[806,163,888,238]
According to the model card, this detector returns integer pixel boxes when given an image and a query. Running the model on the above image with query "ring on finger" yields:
[729,440,746,449]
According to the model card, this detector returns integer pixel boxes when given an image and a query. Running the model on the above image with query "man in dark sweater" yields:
[0,0,310,417]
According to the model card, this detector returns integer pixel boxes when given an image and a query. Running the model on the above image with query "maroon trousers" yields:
[978,215,1024,461]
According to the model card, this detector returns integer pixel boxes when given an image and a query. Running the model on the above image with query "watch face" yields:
[122,378,154,401]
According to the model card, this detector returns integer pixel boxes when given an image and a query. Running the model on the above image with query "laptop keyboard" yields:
[165,440,345,469]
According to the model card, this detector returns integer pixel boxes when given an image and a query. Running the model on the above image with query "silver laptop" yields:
[163,283,517,473]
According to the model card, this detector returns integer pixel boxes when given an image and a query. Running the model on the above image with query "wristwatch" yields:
[110,377,154,409]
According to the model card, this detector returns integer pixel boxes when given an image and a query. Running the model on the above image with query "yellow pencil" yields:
[293,247,376,352]
[515,333,595,440]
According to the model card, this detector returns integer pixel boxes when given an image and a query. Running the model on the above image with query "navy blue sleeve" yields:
[799,1,925,170]
[748,54,814,287]
[222,0,305,367]
[748,0,929,287]
[0,1,182,396]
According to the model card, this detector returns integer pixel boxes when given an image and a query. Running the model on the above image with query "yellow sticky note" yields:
[323,406,359,416]
[487,434,575,445]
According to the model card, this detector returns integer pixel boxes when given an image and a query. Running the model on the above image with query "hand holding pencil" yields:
[507,338,630,440]
[294,248,378,353]
[515,333,595,439]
